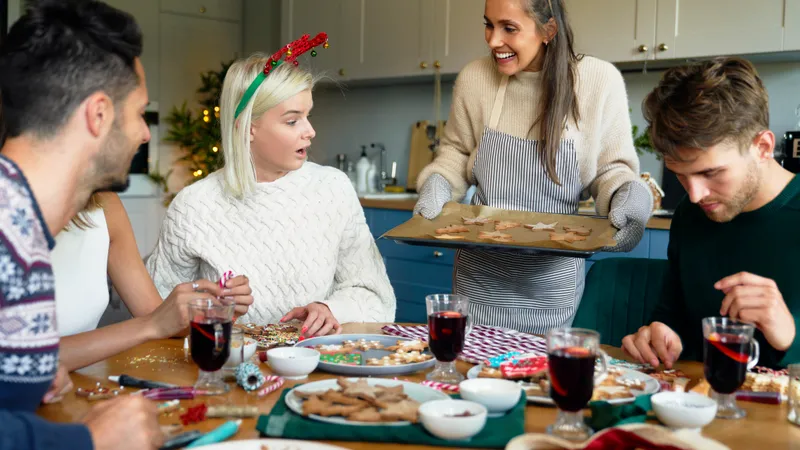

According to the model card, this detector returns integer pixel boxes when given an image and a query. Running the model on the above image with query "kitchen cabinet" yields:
[280,0,357,81]
[431,0,488,74]
[567,0,785,63]
[161,0,242,22]
[364,206,669,323]
[566,0,655,63]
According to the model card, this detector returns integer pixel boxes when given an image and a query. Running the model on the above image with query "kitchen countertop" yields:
[359,198,672,231]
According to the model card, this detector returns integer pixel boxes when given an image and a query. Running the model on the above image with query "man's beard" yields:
[703,159,761,223]
[90,120,135,194]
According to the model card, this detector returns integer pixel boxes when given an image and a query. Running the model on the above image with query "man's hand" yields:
[621,322,683,369]
[717,272,796,351]
[84,395,164,450]
[42,364,72,404]
[281,302,342,337]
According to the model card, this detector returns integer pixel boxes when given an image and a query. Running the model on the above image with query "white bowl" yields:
[651,392,717,431]
[419,399,487,441]
[267,347,320,380]
[224,337,258,367]
[459,378,522,417]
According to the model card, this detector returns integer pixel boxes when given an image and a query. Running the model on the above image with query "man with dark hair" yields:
[622,56,799,369]
[0,1,164,449]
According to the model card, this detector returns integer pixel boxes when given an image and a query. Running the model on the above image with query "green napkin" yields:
[586,394,653,431]
[256,389,526,448]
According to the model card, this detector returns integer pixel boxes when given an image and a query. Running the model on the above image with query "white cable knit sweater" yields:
[145,162,396,325]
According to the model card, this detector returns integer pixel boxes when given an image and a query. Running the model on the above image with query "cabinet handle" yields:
[637,44,648,53]
[419,61,428,69]
[433,60,441,69]
[199,6,206,13]
[338,68,345,76]
[433,251,443,258]
[658,43,669,52]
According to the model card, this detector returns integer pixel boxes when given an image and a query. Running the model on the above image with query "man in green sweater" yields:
[621,56,799,369]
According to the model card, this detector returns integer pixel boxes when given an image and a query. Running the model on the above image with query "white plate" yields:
[285,377,449,426]
[466,365,660,405]
[192,439,350,450]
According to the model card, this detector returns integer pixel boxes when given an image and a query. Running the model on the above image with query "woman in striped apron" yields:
[414,0,653,334]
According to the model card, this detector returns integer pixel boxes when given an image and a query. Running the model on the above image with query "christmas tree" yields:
[149,60,234,205]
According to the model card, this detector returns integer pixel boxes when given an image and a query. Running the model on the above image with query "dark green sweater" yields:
[650,174,800,369]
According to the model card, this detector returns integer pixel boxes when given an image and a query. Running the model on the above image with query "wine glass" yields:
[426,294,472,384]
[189,299,235,395]
[546,327,609,441]
[702,317,759,419]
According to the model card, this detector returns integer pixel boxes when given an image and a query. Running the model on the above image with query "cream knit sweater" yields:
[145,162,396,325]
[417,56,640,215]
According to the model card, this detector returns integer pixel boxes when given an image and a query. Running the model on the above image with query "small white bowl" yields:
[419,399,487,441]
[651,392,717,431]
[224,337,257,367]
[459,378,522,417]
[267,347,320,380]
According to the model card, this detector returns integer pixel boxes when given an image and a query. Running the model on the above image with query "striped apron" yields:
[454,75,585,335]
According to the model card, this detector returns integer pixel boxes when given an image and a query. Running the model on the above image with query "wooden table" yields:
[39,323,799,449]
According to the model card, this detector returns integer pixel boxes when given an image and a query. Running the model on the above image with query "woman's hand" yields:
[281,303,342,337]
[220,275,254,318]
[42,364,73,404]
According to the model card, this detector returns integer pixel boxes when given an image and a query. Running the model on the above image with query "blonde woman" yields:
[146,49,396,336]
[52,192,253,371]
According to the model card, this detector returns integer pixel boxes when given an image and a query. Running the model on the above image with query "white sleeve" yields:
[145,192,200,299]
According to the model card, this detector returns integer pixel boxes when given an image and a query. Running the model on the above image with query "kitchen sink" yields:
[360,193,419,200]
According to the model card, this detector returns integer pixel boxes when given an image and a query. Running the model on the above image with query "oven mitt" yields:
[603,180,653,252]
[413,173,451,220]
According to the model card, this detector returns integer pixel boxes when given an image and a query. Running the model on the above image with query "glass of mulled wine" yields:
[702,317,760,419]
[189,299,235,395]
[546,328,609,441]
[426,294,472,384]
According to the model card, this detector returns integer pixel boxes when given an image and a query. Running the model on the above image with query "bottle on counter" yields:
[346,162,357,189]
[367,159,378,193]
[355,145,370,194]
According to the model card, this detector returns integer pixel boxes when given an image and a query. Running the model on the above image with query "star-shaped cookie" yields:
[549,232,586,243]
[435,224,470,234]
[478,231,514,242]
[524,222,558,231]
[495,221,521,231]
[337,378,383,401]
[433,234,466,240]
[462,216,491,225]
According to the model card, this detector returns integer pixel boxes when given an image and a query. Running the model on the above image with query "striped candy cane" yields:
[422,380,459,393]
[256,375,284,397]
[219,270,234,289]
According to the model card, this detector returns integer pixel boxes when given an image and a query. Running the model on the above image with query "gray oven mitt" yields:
[603,180,653,252]
[413,173,451,220]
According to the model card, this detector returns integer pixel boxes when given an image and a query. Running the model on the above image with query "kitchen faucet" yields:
[370,142,397,191]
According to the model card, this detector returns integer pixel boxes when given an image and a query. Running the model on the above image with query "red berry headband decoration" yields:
[234,32,328,119]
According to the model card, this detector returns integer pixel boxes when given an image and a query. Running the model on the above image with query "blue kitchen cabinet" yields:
[363,207,670,321]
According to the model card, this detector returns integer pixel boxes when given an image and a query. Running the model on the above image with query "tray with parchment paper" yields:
[380,203,617,259]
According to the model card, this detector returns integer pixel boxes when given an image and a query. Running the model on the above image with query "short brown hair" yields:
[642,56,769,160]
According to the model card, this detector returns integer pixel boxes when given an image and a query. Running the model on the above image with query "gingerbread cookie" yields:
[478,367,503,378]
[462,216,491,225]
[435,225,470,235]
[549,232,586,243]
[563,225,592,236]
[315,344,350,355]
[495,221,521,231]
[320,353,362,365]
[386,339,427,353]
[342,338,384,352]
[478,231,514,242]
[524,222,558,231]
[379,399,420,423]
[296,378,421,423]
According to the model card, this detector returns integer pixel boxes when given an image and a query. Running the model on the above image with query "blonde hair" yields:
[68,193,102,230]
[220,54,316,198]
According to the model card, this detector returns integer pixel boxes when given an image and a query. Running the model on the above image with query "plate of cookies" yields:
[286,377,449,426]
[467,353,660,405]
[236,323,302,349]
[296,334,436,376]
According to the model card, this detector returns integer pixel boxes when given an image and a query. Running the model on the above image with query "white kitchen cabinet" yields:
[280,0,356,80]
[782,0,800,51]
[655,0,784,60]
[160,0,242,22]
[431,0,488,74]
[565,0,655,63]
[356,0,434,79]
[102,0,161,103]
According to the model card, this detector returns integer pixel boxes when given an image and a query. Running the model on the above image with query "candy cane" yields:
[422,380,459,393]
[256,375,284,397]
[219,270,234,289]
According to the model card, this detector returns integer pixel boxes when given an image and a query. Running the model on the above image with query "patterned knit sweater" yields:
[0,155,92,450]
[417,55,640,215]
[146,162,396,325]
